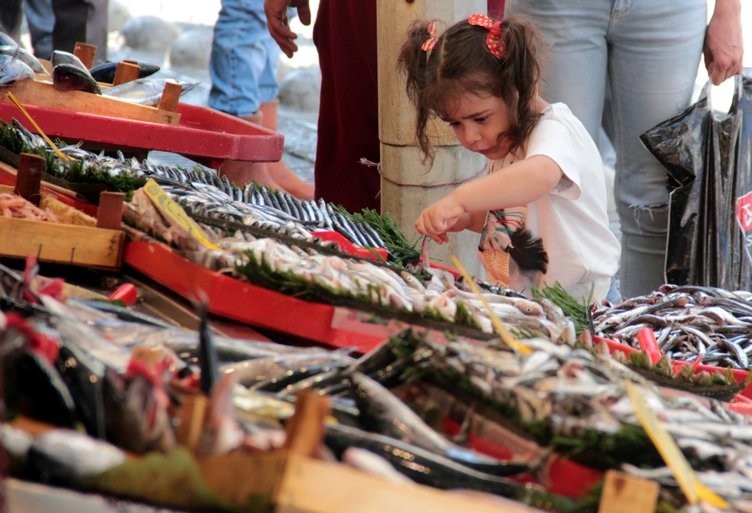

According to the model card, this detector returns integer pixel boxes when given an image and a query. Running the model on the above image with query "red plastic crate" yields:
[123,238,397,353]
[593,335,752,400]
[0,102,284,168]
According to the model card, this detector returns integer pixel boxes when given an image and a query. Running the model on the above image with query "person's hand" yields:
[264,0,312,58]
[704,0,744,85]
[415,194,466,244]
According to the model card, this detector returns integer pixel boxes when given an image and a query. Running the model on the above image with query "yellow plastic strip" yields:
[625,381,727,508]
[5,91,71,161]
[450,255,531,356]
[143,178,221,251]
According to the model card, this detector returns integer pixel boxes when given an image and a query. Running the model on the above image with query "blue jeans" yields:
[208,0,280,117]
[505,0,706,297]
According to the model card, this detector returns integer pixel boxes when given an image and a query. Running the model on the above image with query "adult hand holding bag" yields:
[640,71,752,290]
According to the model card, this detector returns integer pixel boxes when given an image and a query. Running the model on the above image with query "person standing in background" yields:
[208,0,314,200]
[264,0,381,213]
[0,0,108,62]
[503,0,743,299]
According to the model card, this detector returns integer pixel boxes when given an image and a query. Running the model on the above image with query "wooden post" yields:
[73,42,97,69]
[157,82,182,112]
[113,61,142,85]
[15,153,44,206]
[96,191,125,229]
[598,470,659,513]
[377,0,486,275]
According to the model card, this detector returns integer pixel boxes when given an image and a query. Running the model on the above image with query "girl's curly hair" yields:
[397,16,544,167]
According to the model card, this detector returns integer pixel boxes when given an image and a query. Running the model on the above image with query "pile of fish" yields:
[0,119,387,251]
[0,30,192,105]
[391,332,752,510]
[592,284,752,370]
[4,259,752,511]
[0,266,563,511]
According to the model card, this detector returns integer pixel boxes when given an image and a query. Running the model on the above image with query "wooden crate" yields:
[1,78,180,125]
[0,184,124,269]
[199,450,545,513]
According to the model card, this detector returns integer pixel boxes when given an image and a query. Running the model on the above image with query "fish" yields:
[347,372,529,476]
[89,60,161,84]
[51,63,102,94]
[324,423,556,506]
[1,319,78,429]
[198,302,219,395]
[223,350,354,388]
[0,52,35,86]
[49,50,102,93]
[102,366,175,454]
[0,44,48,74]
[102,77,199,106]
[26,428,125,485]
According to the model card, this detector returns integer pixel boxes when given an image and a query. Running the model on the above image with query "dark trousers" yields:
[313,0,381,213]
[0,0,107,62]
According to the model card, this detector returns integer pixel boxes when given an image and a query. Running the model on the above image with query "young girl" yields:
[398,14,620,303]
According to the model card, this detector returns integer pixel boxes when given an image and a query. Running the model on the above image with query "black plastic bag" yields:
[640,72,752,290]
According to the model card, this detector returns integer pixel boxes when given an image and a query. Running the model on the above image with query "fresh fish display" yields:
[102,77,198,105]
[387,332,752,508]
[593,284,752,369]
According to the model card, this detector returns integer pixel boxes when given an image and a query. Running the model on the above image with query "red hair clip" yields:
[421,21,438,53]
[468,13,504,59]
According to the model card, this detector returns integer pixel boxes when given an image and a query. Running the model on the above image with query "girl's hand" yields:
[415,194,467,244]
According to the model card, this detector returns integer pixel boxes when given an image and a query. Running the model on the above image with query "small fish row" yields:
[592,284,752,369]
[236,236,576,341]
[0,120,386,252]
[142,162,385,249]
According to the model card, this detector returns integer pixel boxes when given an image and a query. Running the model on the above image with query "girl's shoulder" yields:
[533,103,593,142]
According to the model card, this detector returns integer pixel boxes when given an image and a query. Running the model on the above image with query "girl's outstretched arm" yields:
[453,155,562,214]
[415,155,560,242]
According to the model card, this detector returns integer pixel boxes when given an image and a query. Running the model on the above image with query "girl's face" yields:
[441,92,511,160]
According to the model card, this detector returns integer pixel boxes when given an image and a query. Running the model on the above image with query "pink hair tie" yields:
[421,21,438,53]
[468,13,504,59]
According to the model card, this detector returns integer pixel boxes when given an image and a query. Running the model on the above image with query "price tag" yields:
[626,381,727,508]
[143,179,220,251]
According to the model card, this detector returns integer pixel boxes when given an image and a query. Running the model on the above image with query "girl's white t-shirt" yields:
[487,102,620,302]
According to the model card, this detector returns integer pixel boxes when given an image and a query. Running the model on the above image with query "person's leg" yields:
[0,0,25,43]
[504,0,611,145]
[312,0,380,212]
[51,0,108,62]
[208,0,267,118]
[255,30,314,199]
[209,0,281,191]
[24,0,54,59]
[607,0,706,297]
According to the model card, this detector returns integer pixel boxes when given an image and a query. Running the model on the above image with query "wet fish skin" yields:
[0,44,47,74]
[348,371,528,475]
[0,53,34,86]
[325,423,538,500]
[51,63,102,94]
[89,60,161,83]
